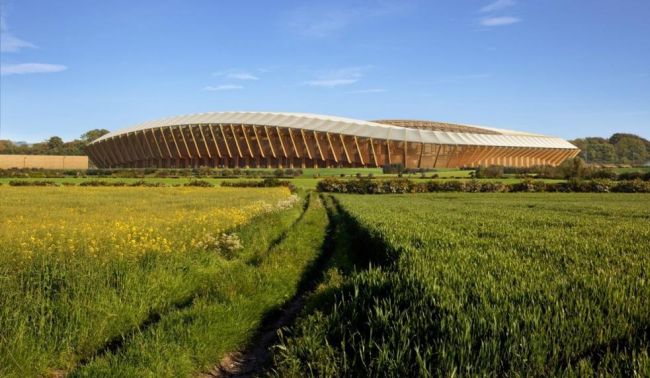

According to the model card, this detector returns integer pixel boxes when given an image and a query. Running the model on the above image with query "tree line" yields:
[570,133,649,165]
[0,129,109,156]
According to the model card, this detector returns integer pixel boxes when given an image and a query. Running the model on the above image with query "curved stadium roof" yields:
[93,111,576,149]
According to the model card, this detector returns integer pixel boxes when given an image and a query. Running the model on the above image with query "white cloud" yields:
[0,14,36,52]
[302,66,370,88]
[203,84,243,91]
[286,1,414,39]
[227,72,259,80]
[480,16,521,26]
[213,69,259,80]
[479,0,516,13]
[303,79,358,87]
[346,88,386,94]
[1,63,67,75]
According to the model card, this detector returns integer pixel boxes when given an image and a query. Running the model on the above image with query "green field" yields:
[2,184,649,376]
[274,193,650,376]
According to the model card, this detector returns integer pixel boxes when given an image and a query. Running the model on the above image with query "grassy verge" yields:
[272,193,650,376]
[73,193,329,377]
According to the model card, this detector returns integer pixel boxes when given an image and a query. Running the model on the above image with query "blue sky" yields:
[1,0,648,142]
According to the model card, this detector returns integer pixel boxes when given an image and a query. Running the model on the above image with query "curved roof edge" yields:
[92,111,578,149]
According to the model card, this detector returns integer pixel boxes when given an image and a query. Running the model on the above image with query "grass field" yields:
[0,186,321,376]
[274,193,650,376]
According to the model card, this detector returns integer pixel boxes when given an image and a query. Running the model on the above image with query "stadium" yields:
[86,112,580,169]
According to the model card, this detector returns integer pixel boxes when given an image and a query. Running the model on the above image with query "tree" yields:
[80,129,110,143]
[585,143,616,163]
[614,136,648,164]
[46,136,64,153]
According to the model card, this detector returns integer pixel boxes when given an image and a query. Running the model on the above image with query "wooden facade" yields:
[86,123,579,169]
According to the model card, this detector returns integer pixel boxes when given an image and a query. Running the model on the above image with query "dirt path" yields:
[203,195,337,377]
[203,290,313,377]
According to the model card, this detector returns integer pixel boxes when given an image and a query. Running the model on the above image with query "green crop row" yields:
[273,193,650,376]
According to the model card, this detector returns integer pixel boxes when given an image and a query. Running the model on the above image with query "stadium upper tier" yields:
[87,112,579,168]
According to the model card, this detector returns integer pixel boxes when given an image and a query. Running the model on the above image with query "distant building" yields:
[86,112,579,168]
[0,155,88,169]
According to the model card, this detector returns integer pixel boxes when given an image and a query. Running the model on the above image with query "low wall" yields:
[0,155,89,169]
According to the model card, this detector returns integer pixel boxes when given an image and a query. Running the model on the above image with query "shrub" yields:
[510,179,547,192]
[184,180,214,187]
[474,165,505,178]
[9,180,59,187]
[221,178,294,190]
[588,168,617,180]
[78,180,127,186]
[195,232,243,259]
[612,179,650,193]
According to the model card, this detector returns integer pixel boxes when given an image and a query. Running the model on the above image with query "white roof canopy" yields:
[92,112,577,149]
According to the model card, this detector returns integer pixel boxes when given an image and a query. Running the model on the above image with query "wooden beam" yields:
[313,130,325,161]
[169,126,183,158]
[128,133,145,161]
[98,141,117,166]
[140,130,155,159]
[463,146,483,167]
[264,126,277,158]
[432,144,442,167]
[386,139,392,165]
[134,132,148,160]
[94,144,110,167]
[354,136,365,166]
[339,134,351,164]
[122,134,137,164]
[369,138,379,167]
[159,127,174,158]
[149,128,163,158]
[300,129,312,159]
[288,128,300,158]
[188,125,202,158]
[386,128,392,165]
[403,140,408,168]
[252,125,265,158]
[538,148,558,165]
[198,125,212,159]
[85,144,101,167]
[325,132,338,163]
[446,145,460,168]
[119,134,134,162]
[106,138,123,165]
[480,146,501,165]
[219,124,233,158]
[108,138,122,165]
[229,124,243,158]
[417,143,424,168]
[92,143,108,167]
[240,125,254,158]
[276,127,288,158]
[208,124,222,158]
[178,126,192,158]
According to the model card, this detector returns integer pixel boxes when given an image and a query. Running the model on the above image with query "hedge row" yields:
[8,180,169,187]
[0,167,302,179]
[5,178,295,189]
[317,178,650,194]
